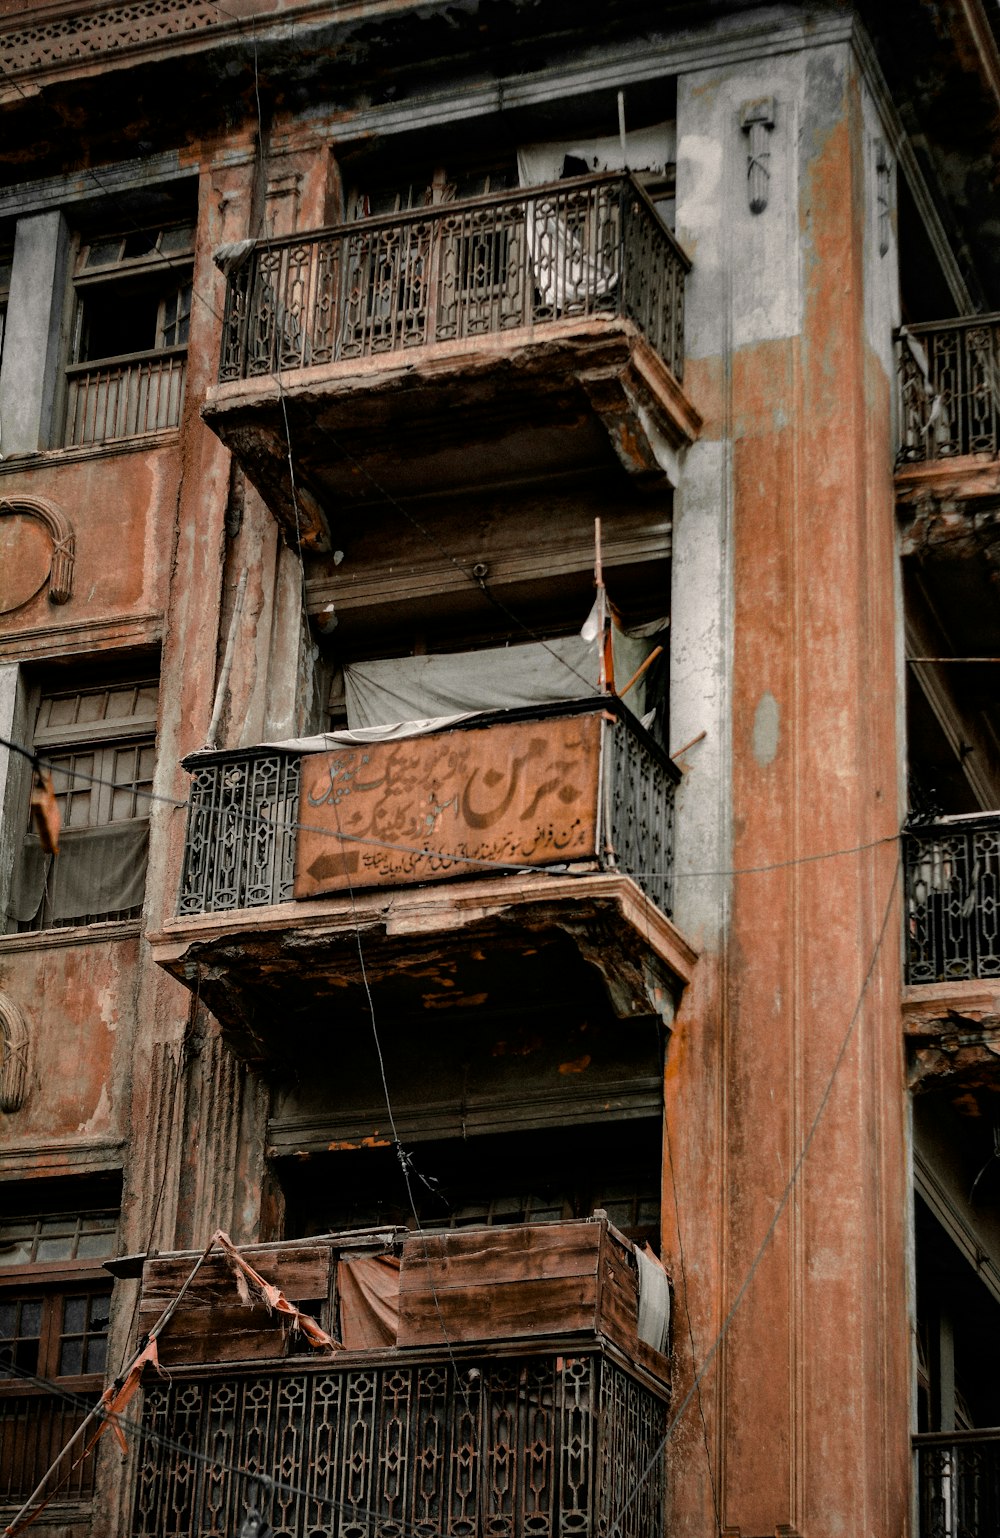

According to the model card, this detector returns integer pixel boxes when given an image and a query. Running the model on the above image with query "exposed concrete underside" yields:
[203,325,701,549]
[150,872,698,1065]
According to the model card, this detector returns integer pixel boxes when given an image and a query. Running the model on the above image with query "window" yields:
[6,674,158,933]
[63,221,194,447]
[0,1193,118,1508]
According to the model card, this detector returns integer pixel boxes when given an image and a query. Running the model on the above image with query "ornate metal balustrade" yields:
[177,703,678,918]
[904,816,1000,984]
[607,710,676,916]
[897,317,1000,463]
[64,348,186,446]
[131,1348,666,1538]
[218,174,689,386]
[178,750,300,915]
[915,1430,1000,1538]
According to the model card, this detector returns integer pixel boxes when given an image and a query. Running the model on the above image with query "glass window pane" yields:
[84,238,125,268]
[77,690,109,724]
[58,1338,83,1376]
[159,224,195,256]
[0,1224,35,1266]
[76,1229,116,1260]
[35,1234,76,1261]
[63,1296,87,1332]
[19,1300,43,1335]
[0,1302,16,1335]
[88,1295,111,1331]
[84,1336,108,1375]
[104,687,136,721]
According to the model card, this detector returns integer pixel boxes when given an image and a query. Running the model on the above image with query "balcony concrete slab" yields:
[149,869,698,1066]
[203,321,701,550]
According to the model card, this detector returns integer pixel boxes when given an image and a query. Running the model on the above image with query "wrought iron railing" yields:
[177,703,678,918]
[218,174,689,385]
[131,1348,667,1538]
[897,318,1000,463]
[607,710,676,915]
[63,348,186,446]
[915,1430,1000,1538]
[178,750,300,915]
[904,816,1000,984]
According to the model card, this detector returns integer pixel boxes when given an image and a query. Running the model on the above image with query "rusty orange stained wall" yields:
[667,42,907,1538]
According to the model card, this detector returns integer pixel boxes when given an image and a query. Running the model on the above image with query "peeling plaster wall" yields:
[0,937,137,1156]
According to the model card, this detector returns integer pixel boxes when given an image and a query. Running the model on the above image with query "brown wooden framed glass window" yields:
[63,221,194,447]
[6,675,158,933]
[0,1207,117,1509]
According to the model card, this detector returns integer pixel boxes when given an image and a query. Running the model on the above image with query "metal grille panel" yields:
[130,1354,666,1538]
[219,176,689,386]
[897,318,1000,462]
[904,820,1000,984]
[178,753,300,915]
[915,1433,1000,1538]
[605,716,676,917]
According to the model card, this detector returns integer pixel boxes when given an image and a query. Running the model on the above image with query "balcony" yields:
[129,1219,669,1538]
[904,817,1000,986]
[915,1430,1000,1538]
[149,699,696,1066]
[896,317,1000,502]
[903,816,1000,1097]
[203,174,700,549]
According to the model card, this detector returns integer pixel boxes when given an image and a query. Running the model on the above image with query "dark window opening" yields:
[64,218,194,445]
[281,1119,662,1254]
[915,1193,1000,1432]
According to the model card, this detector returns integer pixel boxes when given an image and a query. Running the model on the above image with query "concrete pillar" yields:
[0,211,70,454]
[667,34,908,1538]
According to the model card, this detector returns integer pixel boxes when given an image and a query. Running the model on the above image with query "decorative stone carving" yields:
[0,993,29,1112]
[0,495,75,612]
[0,0,220,78]
[740,97,776,214]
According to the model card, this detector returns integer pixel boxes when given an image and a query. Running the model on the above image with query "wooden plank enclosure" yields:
[136,1220,661,1370]
[396,1218,640,1350]
[137,1243,332,1366]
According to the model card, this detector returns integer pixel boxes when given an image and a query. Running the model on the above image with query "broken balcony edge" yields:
[149,868,698,984]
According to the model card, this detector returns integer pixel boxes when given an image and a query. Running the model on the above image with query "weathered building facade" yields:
[0,1,999,1534]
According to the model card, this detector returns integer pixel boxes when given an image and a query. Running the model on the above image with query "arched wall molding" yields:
[0,495,76,609]
[0,992,30,1112]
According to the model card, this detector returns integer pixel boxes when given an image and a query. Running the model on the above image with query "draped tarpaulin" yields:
[342,626,663,733]
[8,820,148,927]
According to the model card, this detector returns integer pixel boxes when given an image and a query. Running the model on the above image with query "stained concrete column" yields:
[0,211,70,454]
[667,32,908,1538]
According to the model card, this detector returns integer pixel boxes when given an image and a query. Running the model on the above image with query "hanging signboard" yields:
[294,711,602,898]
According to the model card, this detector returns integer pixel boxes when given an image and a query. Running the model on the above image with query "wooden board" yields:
[138,1244,332,1366]
[295,712,601,897]
[397,1220,639,1351]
